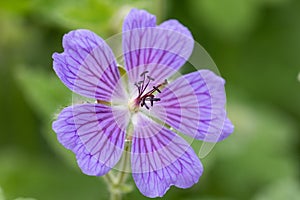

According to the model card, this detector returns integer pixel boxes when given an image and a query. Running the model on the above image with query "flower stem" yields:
[103,141,131,200]
[117,142,131,184]
[111,192,122,200]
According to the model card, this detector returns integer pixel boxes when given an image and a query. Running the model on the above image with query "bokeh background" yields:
[0,0,299,199]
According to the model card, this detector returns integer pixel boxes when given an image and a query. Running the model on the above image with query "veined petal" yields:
[53,29,123,101]
[52,104,129,176]
[152,70,234,142]
[159,19,193,37]
[131,113,203,198]
[122,9,194,87]
[123,8,156,31]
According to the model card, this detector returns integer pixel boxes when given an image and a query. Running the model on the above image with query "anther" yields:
[140,71,149,77]
[147,75,155,81]
[153,86,161,93]
[133,71,166,110]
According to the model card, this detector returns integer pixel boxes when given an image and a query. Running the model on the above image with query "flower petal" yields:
[52,104,129,176]
[123,8,156,32]
[131,113,203,198]
[53,29,122,101]
[152,70,234,142]
[122,9,194,86]
[159,19,193,37]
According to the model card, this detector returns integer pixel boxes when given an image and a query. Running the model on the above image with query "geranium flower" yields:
[52,9,234,198]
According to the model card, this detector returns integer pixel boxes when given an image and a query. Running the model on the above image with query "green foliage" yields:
[0,0,33,14]
[16,67,77,168]
[253,178,300,200]
[0,0,300,200]
[201,97,298,199]
[16,68,71,119]
[189,0,290,39]
[0,149,107,200]
[0,188,5,200]
[0,0,159,36]
[14,199,36,200]
[0,186,36,200]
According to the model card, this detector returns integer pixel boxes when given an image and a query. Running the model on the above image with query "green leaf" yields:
[33,0,160,36]
[198,94,299,199]
[0,149,107,200]
[189,0,290,39]
[15,67,77,168]
[0,187,36,200]
[16,67,71,119]
[190,0,258,38]
[0,187,5,200]
[0,0,33,14]
[253,178,300,200]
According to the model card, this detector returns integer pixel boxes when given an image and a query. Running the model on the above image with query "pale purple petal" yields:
[131,113,203,198]
[123,8,156,32]
[122,9,194,87]
[151,70,234,142]
[52,104,129,176]
[159,19,193,37]
[53,29,123,101]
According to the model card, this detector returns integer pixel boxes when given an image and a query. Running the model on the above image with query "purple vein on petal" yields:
[151,70,234,142]
[52,104,130,176]
[122,9,194,87]
[131,113,203,198]
[53,29,125,101]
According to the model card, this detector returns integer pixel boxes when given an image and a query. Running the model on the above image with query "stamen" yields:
[147,75,155,81]
[139,71,148,94]
[140,77,151,95]
[144,103,149,109]
[153,86,161,93]
[141,95,161,108]
[140,71,149,77]
[132,71,167,111]
[134,82,141,93]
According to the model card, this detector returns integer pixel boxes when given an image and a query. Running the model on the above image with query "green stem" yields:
[117,142,131,184]
[103,172,115,186]
[110,191,122,200]
[103,141,131,200]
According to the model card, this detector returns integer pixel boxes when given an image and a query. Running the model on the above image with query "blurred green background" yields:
[0,0,299,199]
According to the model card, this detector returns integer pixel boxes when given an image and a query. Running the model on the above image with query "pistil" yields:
[129,71,167,112]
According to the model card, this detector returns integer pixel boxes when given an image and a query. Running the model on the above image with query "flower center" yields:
[128,71,167,112]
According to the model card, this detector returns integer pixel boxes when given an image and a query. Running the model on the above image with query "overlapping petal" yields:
[131,113,203,197]
[122,9,194,88]
[52,104,129,176]
[53,29,123,101]
[152,70,234,142]
[52,8,234,199]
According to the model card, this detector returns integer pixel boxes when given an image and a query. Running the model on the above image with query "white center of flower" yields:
[128,98,140,113]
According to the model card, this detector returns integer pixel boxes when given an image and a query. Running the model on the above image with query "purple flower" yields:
[52,9,234,198]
